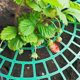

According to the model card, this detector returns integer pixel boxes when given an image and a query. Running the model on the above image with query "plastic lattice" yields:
[0,19,80,80]
[0,0,80,80]
[75,0,80,3]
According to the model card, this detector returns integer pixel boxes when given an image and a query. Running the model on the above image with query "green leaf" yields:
[8,35,26,51]
[26,1,41,12]
[18,12,32,23]
[33,11,42,20]
[66,14,75,22]
[57,0,70,8]
[18,17,26,23]
[63,8,80,22]
[21,33,38,43]
[29,13,38,25]
[70,1,80,10]
[14,0,25,6]
[18,19,35,36]
[37,24,56,39]
[44,0,63,8]
[56,8,68,25]
[43,8,57,18]
[18,13,29,23]
[0,33,1,38]
[38,0,47,8]
[29,12,42,25]
[1,26,17,40]
[31,36,44,46]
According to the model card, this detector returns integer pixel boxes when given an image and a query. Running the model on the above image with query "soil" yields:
[0,0,80,80]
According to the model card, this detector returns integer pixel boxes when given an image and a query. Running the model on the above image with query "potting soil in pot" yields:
[0,0,80,80]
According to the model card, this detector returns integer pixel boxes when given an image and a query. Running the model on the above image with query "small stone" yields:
[51,61,54,63]
[42,72,45,76]
[26,67,30,70]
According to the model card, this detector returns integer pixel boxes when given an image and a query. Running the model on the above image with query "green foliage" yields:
[0,0,80,52]
[43,8,57,18]
[14,0,25,6]
[37,24,56,39]
[38,0,47,8]
[18,13,29,23]
[29,13,38,25]
[18,19,35,36]
[70,1,80,10]
[31,36,44,46]
[1,26,17,40]
[33,11,42,21]
[8,35,26,51]
[18,12,42,25]
[21,33,38,43]
[63,8,80,22]
[29,13,41,25]
[26,0,41,12]
[44,0,63,8]
[57,0,70,8]
[13,0,80,25]
[56,8,68,25]
[66,15,75,22]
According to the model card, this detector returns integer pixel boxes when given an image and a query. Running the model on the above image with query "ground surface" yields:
[0,0,80,80]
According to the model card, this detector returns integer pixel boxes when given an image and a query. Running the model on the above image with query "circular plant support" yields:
[75,0,80,3]
[0,20,80,80]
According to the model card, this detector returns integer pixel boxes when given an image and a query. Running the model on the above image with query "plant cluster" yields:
[0,0,80,59]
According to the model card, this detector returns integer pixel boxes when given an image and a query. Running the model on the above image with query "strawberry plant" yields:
[0,0,80,59]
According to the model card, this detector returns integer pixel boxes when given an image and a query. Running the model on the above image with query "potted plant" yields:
[0,0,80,59]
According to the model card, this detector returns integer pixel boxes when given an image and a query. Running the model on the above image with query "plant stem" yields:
[14,0,24,26]
[39,17,47,23]
[55,17,61,28]
[35,46,36,53]
[0,40,4,48]
[47,19,57,28]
